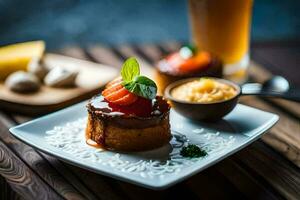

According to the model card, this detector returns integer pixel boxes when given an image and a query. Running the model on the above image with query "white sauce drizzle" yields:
[45,117,235,178]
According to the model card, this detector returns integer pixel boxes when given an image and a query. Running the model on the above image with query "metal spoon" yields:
[242,76,300,102]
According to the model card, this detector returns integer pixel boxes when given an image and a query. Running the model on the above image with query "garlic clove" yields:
[5,71,40,93]
[44,67,78,88]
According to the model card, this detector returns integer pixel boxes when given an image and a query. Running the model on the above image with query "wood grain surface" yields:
[1,42,299,200]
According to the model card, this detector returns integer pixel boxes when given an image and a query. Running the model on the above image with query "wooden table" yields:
[1,42,300,200]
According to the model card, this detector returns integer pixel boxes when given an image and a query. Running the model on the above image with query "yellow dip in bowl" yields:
[171,78,237,103]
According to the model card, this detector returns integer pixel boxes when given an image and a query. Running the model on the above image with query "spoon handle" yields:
[241,87,300,102]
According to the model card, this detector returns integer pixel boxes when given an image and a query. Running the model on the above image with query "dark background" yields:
[0,0,299,50]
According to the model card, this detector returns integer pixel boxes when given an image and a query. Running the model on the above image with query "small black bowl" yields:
[164,77,241,121]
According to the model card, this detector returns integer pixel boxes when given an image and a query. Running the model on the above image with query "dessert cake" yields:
[86,58,171,151]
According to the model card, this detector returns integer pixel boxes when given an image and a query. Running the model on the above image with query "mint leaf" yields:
[124,75,157,99]
[120,57,157,99]
[121,57,140,82]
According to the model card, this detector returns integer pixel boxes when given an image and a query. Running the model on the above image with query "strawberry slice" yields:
[102,79,138,105]
[107,96,152,117]
[113,93,138,106]
[102,83,123,97]
[105,77,122,89]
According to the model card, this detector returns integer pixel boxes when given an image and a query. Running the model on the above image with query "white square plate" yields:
[10,102,278,189]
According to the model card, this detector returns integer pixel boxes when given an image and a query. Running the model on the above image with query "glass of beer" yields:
[188,0,253,82]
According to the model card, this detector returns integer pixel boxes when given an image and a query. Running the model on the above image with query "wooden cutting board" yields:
[0,53,118,115]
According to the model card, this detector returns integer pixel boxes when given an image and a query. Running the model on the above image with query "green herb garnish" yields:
[121,57,140,82]
[121,57,157,99]
[123,75,157,99]
[180,144,207,158]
